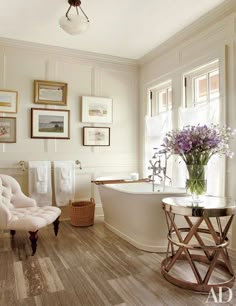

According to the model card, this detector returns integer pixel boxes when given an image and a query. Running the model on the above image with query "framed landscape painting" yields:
[83,127,110,146]
[0,90,18,113]
[31,108,70,139]
[0,117,16,143]
[82,96,113,123]
[34,80,67,105]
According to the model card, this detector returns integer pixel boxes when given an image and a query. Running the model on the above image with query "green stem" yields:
[186,164,207,196]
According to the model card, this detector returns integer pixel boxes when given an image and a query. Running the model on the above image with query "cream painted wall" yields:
[0,39,139,217]
[1,3,236,249]
[139,7,236,248]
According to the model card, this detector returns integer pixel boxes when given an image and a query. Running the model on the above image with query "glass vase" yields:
[186,164,207,203]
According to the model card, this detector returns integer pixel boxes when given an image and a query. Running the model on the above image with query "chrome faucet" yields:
[148,148,171,191]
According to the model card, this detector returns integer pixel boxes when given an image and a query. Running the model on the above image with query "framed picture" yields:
[34,80,67,105]
[0,117,16,143]
[31,108,70,139]
[0,90,18,113]
[82,96,113,123]
[83,127,110,146]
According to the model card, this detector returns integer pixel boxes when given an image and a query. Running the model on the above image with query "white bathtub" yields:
[98,182,186,252]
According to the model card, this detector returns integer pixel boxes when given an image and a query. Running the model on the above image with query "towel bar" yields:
[19,160,82,171]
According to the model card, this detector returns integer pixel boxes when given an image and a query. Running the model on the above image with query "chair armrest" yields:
[0,204,11,228]
[11,194,37,208]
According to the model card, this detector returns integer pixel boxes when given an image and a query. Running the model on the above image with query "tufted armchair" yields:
[0,174,61,255]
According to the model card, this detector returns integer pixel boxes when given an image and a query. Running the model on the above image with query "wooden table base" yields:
[161,211,235,293]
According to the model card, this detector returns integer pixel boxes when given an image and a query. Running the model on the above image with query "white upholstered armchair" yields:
[0,174,61,255]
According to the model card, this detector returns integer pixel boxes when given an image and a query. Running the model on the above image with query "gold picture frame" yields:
[34,80,67,105]
[0,90,18,113]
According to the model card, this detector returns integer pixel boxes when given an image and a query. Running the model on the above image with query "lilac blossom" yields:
[161,124,236,165]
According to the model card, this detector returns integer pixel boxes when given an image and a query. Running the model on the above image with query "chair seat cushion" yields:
[7,206,61,232]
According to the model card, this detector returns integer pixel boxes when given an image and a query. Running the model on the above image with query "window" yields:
[184,61,219,107]
[181,59,223,197]
[145,80,173,181]
[150,81,172,116]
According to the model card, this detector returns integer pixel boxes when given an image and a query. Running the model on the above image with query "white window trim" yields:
[184,60,219,108]
[149,80,172,117]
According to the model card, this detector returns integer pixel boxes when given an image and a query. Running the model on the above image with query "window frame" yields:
[184,60,219,108]
[149,80,172,117]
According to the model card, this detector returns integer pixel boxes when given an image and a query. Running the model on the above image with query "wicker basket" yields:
[69,198,95,227]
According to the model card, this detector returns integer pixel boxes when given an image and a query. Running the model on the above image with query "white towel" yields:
[36,165,48,193]
[60,167,72,192]
[36,181,47,194]
[28,161,52,206]
[37,165,47,181]
[54,161,75,206]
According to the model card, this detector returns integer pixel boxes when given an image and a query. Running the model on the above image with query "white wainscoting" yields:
[0,38,139,220]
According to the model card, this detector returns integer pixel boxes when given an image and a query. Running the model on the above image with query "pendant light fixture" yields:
[59,0,90,35]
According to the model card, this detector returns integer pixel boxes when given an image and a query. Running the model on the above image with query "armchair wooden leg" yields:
[53,217,60,236]
[10,230,16,237]
[29,230,38,256]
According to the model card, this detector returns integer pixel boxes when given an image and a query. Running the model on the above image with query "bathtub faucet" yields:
[148,160,163,182]
[148,149,172,191]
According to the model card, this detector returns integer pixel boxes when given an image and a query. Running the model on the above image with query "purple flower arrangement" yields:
[161,124,235,165]
[161,124,235,198]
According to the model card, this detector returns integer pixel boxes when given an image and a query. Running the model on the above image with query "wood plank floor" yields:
[0,218,236,306]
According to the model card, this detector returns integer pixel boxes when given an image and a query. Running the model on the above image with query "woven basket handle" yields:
[90,197,95,204]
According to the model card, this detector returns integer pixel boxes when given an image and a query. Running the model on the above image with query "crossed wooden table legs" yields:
[161,210,235,293]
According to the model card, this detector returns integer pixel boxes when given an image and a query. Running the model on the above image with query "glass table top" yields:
[162,196,236,217]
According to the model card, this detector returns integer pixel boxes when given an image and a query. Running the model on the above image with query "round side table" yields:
[161,196,236,293]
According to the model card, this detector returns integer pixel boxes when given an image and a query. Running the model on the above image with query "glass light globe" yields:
[59,14,89,35]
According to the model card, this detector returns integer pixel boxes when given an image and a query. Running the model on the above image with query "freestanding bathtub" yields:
[98,181,186,252]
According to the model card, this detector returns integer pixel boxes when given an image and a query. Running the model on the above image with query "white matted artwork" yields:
[82,96,113,123]
[0,90,18,113]
[31,108,70,139]
[83,127,110,146]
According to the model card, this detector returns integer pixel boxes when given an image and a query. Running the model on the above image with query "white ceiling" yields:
[0,0,226,60]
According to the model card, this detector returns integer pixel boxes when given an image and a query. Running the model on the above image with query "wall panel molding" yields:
[0,37,137,67]
[0,37,139,218]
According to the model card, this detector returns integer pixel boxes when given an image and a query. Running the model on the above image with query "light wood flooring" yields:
[0,218,236,306]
